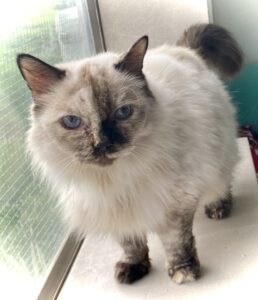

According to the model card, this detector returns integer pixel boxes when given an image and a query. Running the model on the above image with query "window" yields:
[0,0,97,298]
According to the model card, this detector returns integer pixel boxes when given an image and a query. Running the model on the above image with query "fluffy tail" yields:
[177,23,243,78]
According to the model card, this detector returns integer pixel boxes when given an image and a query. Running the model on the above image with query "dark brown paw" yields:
[205,195,233,220]
[115,257,151,284]
[168,258,201,284]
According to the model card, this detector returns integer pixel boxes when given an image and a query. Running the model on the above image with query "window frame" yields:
[37,234,84,300]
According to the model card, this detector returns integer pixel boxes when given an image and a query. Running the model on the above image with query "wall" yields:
[210,0,258,131]
[98,0,208,51]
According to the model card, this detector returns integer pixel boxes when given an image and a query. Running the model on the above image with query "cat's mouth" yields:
[76,145,134,166]
[76,153,115,166]
[106,145,135,159]
[92,147,134,166]
[93,149,129,166]
[94,156,115,166]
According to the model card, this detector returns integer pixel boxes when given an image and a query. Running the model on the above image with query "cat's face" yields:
[17,36,155,166]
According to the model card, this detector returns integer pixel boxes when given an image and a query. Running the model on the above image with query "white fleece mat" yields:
[59,138,258,300]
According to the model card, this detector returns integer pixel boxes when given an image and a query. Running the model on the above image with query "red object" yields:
[252,145,258,174]
[238,125,258,177]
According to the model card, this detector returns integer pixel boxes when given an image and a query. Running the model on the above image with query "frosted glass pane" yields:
[0,0,95,298]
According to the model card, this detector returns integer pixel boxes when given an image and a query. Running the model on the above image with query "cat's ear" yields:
[17,54,65,97]
[115,35,148,78]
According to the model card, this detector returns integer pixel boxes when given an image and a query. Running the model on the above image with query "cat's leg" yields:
[205,190,233,220]
[115,235,151,284]
[158,209,200,284]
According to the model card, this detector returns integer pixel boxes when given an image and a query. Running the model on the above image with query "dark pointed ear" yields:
[115,35,148,78]
[17,54,65,97]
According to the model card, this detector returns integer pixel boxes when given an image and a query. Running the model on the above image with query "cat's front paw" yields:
[168,259,201,284]
[115,258,151,284]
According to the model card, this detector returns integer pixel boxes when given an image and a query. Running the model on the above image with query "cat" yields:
[17,23,242,284]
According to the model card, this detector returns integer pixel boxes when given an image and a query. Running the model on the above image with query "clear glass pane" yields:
[0,0,95,298]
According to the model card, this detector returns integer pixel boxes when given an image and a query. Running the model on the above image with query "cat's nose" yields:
[94,133,110,156]
[94,141,108,156]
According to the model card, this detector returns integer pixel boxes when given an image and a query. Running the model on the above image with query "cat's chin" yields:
[106,146,135,159]
[94,158,115,167]
[80,146,135,167]
[77,155,115,167]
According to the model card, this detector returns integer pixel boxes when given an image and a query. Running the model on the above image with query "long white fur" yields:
[27,45,238,239]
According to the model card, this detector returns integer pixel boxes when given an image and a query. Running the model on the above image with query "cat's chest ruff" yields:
[72,169,173,235]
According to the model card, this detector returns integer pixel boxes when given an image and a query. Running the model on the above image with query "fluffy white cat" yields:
[17,23,242,284]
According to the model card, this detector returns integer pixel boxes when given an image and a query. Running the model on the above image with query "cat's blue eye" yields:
[62,115,81,129]
[115,105,133,120]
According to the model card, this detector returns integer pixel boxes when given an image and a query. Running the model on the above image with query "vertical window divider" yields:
[86,0,106,52]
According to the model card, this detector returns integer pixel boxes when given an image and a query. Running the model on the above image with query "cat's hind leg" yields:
[115,235,151,284]
[205,191,233,220]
